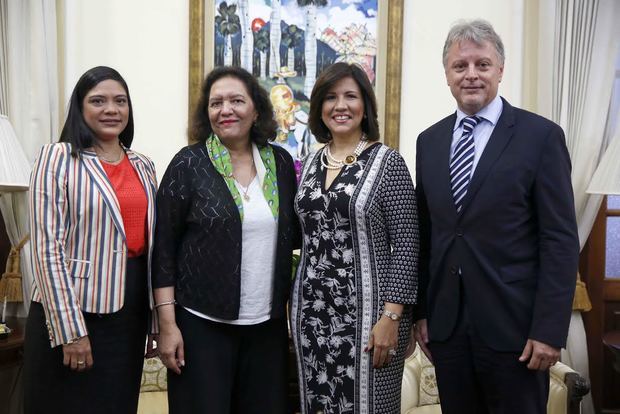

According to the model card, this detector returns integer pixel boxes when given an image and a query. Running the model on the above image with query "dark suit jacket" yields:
[414,98,579,352]
[152,142,299,320]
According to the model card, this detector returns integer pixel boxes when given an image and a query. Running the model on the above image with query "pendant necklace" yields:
[239,182,251,202]
[234,157,255,202]
[96,144,124,164]
[321,134,368,170]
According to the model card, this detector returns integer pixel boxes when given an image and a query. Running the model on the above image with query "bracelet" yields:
[154,300,177,310]
[66,335,85,345]
[382,309,402,321]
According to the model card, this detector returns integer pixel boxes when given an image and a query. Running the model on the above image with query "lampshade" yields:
[0,115,30,192]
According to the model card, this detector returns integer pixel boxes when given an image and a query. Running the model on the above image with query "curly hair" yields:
[190,66,277,146]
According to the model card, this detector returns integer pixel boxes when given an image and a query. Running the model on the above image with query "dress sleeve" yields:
[29,144,88,347]
[151,151,191,289]
[379,150,419,305]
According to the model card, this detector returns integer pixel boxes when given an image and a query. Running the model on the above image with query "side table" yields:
[603,330,620,373]
[0,317,26,367]
[0,316,26,414]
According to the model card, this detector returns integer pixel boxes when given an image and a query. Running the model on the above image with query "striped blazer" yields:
[29,143,157,347]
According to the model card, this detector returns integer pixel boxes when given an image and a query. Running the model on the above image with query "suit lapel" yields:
[81,150,126,241]
[434,114,460,216]
[458,99,516,216]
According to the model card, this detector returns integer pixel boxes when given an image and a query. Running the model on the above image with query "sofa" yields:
[137,357,168,414]
[138,348,590,414]
[401,348,590,414]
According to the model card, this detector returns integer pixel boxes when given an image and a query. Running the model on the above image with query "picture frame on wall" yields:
[188,0,403,155]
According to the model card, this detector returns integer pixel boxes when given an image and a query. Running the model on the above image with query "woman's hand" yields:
[157,323,185,374]
[62,336,93,372]
[366,316,400,368]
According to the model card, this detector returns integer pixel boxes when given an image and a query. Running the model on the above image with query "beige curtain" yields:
[534,1,620,413]
[0,0,60,316]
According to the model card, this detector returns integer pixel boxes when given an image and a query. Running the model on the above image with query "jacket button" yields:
[456,228,463,237]
[450,266,458,274]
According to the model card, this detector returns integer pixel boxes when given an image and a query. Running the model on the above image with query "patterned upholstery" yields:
[138,349,585,414]
[400,348,581,414]
[138,357,168,414]
[140,357,167,392]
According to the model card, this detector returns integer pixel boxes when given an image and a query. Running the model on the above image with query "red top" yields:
[101,155,148,257]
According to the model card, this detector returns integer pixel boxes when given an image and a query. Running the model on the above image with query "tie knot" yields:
[462,116,481,135]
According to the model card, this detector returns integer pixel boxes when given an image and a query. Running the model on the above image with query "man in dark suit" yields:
[412,19,579,414]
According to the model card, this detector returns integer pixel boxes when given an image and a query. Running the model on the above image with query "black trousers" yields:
[428,294,549,414]
[23,256,149,414]
[168,307,289,414]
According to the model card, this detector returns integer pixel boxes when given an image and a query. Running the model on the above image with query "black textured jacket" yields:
[152,142,300,320]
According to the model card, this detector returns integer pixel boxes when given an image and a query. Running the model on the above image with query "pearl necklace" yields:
[321,135,368,170]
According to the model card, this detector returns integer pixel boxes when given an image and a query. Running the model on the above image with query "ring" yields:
[388,349,397,356]
[77,361,85,365]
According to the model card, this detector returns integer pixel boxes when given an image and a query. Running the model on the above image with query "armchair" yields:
[400,349,590,414]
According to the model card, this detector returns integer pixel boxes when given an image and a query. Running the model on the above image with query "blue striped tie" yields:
[450,115,481,213]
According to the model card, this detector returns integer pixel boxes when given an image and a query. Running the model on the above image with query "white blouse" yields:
[185,146,278,325]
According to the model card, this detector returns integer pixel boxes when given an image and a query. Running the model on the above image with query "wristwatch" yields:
[382,309,402,321]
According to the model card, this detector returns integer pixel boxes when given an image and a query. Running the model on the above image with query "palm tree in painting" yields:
[268,0,282,78]
[238,0,253,71]
[282,24,303,72]
[215,2,241,66]
[298,0,328,98]
[238,0,253,72]
[253,26,270,78]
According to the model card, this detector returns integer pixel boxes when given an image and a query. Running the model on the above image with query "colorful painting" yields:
[212,0,379,162]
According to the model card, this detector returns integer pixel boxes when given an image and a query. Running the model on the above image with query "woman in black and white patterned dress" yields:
[290,62,419,414]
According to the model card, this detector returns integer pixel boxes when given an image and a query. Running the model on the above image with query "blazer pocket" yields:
[500,261,537,284]
[67,258,92,279]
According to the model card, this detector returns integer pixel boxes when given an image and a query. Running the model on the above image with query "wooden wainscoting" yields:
[581,198,620,413]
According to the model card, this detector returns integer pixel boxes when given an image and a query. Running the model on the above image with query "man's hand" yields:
[519,339,560,370]
[413,319,432,362]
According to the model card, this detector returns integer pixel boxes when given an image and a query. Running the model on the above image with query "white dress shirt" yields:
[451,94,504,174]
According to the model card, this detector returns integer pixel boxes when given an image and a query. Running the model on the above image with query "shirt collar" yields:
[251,143,267,189]
[453,95,503,132]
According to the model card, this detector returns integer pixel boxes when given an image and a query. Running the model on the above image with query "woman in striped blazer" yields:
[23,66,157,414]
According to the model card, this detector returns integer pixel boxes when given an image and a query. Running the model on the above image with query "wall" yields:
[61,0,189,177]
[61,0,525,177]
[399,0,525,171]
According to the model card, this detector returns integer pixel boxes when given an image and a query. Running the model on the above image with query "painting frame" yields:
[188,0,403,149]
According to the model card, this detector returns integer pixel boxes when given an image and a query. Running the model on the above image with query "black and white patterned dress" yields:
[290,144,419,414]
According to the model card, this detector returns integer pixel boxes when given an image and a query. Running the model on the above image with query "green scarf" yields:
[206,134,279,221]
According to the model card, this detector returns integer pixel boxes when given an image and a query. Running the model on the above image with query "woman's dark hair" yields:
[308,62,380,143]
[59,66,134,156]
[190,66,277,146]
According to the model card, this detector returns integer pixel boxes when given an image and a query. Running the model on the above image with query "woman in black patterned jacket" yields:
[152,66,298,414]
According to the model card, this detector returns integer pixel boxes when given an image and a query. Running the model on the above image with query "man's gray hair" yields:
[442,19,505,67]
